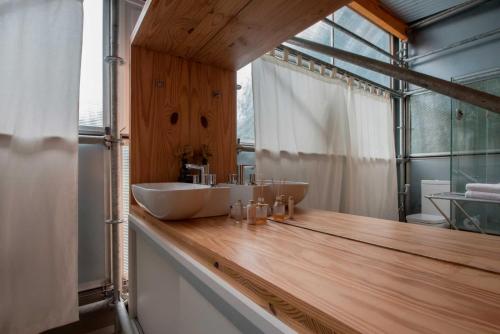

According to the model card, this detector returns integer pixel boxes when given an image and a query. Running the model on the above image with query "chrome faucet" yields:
[238,164,256,185]
[186,164,209,184]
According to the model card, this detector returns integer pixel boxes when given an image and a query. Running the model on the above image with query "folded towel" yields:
[465,183,500,194]
[465,190,500,202]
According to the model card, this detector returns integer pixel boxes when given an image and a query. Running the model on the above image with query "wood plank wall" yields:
[130,46,236,192]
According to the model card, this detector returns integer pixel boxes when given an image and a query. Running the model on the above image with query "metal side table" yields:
[425,192,500,234]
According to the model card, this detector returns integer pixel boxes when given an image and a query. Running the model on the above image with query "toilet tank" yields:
[421,180,450,216]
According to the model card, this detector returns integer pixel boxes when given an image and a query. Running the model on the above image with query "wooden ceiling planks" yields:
[132,0,350,70]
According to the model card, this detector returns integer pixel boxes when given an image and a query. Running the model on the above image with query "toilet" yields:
[406,180,450,228]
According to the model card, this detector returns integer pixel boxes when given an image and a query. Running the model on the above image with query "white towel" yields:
[465,183,500,194]
[465,190,500,202]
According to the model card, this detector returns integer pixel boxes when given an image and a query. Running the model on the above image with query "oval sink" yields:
[132,182,212,220]
[263,180,309,204]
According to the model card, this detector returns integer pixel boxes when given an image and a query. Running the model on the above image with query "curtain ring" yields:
[297,54,302,67]
[283,49,289,62]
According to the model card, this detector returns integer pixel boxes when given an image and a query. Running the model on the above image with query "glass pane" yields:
[333,7,391,87]
[410,92,451,155]
[79,0,103,127]
[237,151,256,165]
[284,20,333,64]
[237,64,255,144]
[451,75,500,234]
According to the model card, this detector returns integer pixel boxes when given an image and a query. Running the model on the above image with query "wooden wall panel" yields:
[131,46,236,193]
[190,62,236,182]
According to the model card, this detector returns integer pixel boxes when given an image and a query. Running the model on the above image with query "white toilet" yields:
[406,180,450,228]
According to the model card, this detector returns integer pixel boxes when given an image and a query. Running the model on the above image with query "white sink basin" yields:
[263,180,309,204]
[132,182,230,220]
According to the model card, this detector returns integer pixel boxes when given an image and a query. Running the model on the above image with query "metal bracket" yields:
[105,55,125,65]
[105,219,126,225]
[104,126,122,149]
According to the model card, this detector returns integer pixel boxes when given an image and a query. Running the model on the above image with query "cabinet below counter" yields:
[128,205,500,334]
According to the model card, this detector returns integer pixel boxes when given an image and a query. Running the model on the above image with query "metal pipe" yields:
[408,0,491,31]
[407,27,500,62]
[322,18,401,63]
[287,37,500,114]
[277,45,403,97]
[79,135,105,145]
[116,300,142,334]
[107,0,122,309]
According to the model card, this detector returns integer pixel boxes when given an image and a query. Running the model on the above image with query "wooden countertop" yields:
[130,205,500,334]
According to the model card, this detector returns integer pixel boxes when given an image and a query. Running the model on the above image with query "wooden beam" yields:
[288,37,500,114]
[348,0,408,40]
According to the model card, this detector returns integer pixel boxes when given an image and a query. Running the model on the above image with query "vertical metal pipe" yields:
[109,0,121,305]
[402,41,411,219]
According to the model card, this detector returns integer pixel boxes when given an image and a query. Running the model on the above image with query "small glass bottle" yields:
[246,200,257,224]
[255,197,268,225]
[288,195,294,219]
[231,200,243,223]
[272,196,285,222]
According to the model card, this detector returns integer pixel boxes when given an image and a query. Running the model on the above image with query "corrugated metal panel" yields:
[380,0,469,23]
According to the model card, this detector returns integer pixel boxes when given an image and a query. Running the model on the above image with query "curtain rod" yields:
[276,45,403,98]
[288,37,500,114]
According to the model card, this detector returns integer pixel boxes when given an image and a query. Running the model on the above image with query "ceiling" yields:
[380,0,470,23]
[132,0,350,70]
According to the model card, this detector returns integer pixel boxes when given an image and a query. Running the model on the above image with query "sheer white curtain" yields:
[253,56,398,220]
[0,1,83,332]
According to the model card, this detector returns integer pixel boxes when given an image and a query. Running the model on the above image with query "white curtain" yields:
[253,56,398,220]
[0,1,83,333]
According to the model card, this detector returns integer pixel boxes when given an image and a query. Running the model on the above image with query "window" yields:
[333,7,391,87]
[410,92,451,155]
[79,0,104,128]
[237,64,256,164]
[289,20,333,64]
[237,63,254,144]
[283,6,392,87]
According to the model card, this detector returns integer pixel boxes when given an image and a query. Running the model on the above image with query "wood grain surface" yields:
[132,0,349,70]
[284,208,500,274]
[130,47,236,196]
[131,205,500,334]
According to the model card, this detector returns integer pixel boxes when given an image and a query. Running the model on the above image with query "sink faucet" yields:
[238,164,255,185]
[186,164,209,184]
